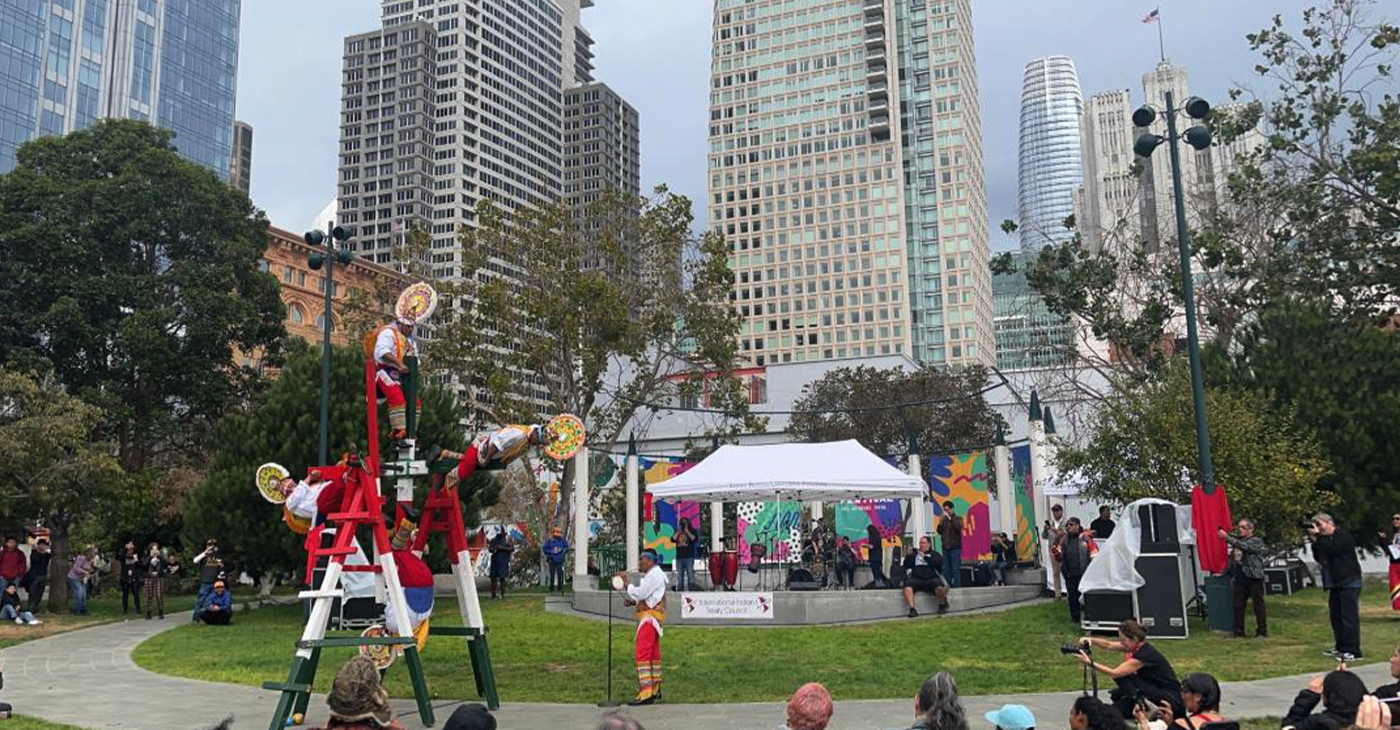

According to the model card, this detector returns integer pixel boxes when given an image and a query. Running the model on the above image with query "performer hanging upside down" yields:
[372,316,419,444]
[385,518,435,651]
[277,470,333,524]
[436,424,546,490]
[615,549,666,706]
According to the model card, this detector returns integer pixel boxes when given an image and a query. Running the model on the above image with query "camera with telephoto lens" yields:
[1060,643,1089,655]
[1299,519,1317,530]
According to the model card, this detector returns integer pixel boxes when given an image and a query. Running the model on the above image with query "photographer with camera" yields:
[1306,513,1362,659]
[1070,619,1183,720]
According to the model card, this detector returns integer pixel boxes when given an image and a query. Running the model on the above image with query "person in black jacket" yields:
[901,536,949,618]
[1372,642,1400,700]
[1308,513,1363,659]
[118,541,143,615]
[865,524,889,589]
[24,539,50,614]
[1281,670,1366,730]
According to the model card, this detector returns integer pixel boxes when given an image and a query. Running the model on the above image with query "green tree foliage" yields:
[789,365,1005,457]
[181,341,498,581]
[0,119,286,471]
[0,369,124,611]
[1224,301,1400,544]
[451,189,763,536]
[1058,363,1332,547]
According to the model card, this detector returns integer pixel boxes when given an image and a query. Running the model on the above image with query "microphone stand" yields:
[598,584,620,707]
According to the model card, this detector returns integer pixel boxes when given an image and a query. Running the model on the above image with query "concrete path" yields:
[0,616,1388,730]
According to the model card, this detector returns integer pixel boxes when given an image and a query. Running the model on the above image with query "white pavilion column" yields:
[573,448,590,578]
[625,450,640,573]
[908,454,928,542]
[710,501,724,551]
[994,439,1014,538]
[1029,417,1048,529]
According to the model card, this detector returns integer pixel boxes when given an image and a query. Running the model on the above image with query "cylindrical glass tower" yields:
[1018,56,1084,250]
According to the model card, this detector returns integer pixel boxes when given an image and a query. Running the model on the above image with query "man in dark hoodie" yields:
[1308,513,1362,659]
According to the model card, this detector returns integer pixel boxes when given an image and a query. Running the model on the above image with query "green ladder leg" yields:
[468,634,500,710]
[291,647,321,720]
[265,654,318,730]
[402,645,436,726]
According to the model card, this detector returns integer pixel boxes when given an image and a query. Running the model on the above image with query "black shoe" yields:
[908,608,918,618]
[1256,631,1269,638]
[937,604,949,615]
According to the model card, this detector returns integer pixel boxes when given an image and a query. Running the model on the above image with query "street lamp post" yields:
[1133,91,1216,490]
[304,224,354,466]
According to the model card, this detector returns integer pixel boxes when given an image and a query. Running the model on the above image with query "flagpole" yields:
[1156,8,1166,63]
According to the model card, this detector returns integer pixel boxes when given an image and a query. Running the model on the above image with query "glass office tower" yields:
[1017,55,1083,250]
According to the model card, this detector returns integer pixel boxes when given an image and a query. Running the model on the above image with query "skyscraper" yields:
[992,250,1073,370]
[563,82,640,208]
[231,120,252,193]
[1076,89,1137,254]
[0,0,242,178]
[1017,56,1083,250]
[710,0,992,368]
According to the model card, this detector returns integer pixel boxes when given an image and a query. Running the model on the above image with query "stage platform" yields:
[570,567,1046,626]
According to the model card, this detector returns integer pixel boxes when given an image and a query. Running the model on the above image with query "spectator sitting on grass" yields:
[1282,669,1367,730]
[1172,673,1226,730]
[887,671,968,730]
[311,655,405,730]
[1070,695,1124,730]
[197,580,233,626]
[781,682,834,730]
[1,584,40,625]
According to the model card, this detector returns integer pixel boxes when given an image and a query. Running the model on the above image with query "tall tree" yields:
[0,370,125,611]
[1057,362,1332,547]
[449,188,763,537]
[1224,300,1400,544]
[0,119,287,471]
[181,341,498,584]
[789,365,1004,457]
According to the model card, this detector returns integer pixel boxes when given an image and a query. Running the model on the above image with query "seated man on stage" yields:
[385,518,435,651]
[1074,619,1184,720]
[902,536,949,618]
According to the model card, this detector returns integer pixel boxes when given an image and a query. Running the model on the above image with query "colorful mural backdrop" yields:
[927,451,992,559]
[1010,445,1038,560]
[641,457,698,565]
[834,499,904,560]
[737,501,804,563]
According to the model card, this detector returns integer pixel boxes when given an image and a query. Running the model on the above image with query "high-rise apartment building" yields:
[992,250,1073,370]
[1017,56,1083,250]
[231,119,252,193]
[710,0,992,368]
[563,82,640,208]
[0,0,241,178]
[1076,62,1264,255]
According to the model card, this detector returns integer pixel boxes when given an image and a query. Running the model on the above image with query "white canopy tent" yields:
[646,439,926,502]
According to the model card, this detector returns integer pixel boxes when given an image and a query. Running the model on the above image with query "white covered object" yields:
[646,440,926,502]
[1079,498,1180,593]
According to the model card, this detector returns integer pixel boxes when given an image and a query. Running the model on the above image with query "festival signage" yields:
[834,499,904,559]
[1010,445,1038,560]
[927,451,992,559]
[737,501,803,563]
[641,457,698,565]
[679,591,774,620]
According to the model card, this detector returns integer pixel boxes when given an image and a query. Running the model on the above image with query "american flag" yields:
[1142,8,1160,23]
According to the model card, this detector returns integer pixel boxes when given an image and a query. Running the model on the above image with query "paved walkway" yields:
[0,616,1388,730]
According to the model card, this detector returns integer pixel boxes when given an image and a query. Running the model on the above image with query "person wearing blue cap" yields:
[986,704,1036,730]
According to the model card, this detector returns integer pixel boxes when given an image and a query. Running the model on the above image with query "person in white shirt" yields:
[371,317,418,443]
[277,471,332,523]
[615,549,667,705]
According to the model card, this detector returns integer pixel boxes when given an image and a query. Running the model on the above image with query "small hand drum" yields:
[395,282,438,323]
[543,414,586,460]
[611,574,627,591]
[359,625,398,670]
[256,463,291,504]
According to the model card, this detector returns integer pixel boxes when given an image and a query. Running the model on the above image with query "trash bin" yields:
[1204,574,1235,632]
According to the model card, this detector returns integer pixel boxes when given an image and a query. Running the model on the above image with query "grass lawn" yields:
[132,581,1398,704]
[1,717,90,730]
[0,585,292,650]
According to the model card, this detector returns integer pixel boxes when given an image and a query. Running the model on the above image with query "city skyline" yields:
[237,0,1315,248]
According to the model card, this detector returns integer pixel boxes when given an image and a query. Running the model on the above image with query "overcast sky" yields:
[237,0,1319,250]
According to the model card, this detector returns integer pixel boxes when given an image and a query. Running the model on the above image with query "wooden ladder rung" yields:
[311,546,358,556]
[326,512,374,521]
[427,626,487,637]
[341,564,382,573]
[298,589,345,600]
[298,636,415,649]
[262,681,312,693]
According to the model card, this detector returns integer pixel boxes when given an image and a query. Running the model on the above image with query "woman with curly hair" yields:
[1070,695,1124,730]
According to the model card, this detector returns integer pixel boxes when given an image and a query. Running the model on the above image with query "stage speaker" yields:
[1136,553,1188,638]
[1138,503,1179,553]
[1082,590,1135,631]
[787,568,821,591]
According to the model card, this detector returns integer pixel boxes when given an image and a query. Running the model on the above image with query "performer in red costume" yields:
[386,518,435,650]
[371,317,418,445]
[436,424,546,491]
[1190,484,1232,574]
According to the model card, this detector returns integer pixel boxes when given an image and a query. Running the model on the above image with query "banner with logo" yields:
[679,591,774,620]
[927,451,992,559]
[1011,445,1038,560]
